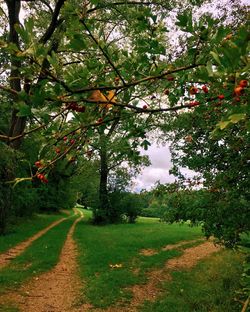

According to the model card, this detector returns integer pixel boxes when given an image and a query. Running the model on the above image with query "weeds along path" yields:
[8,208,84,312]
[0,217,67,269]
[96,240,220,312]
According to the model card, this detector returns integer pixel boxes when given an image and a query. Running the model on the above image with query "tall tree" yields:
[0,0,248,241]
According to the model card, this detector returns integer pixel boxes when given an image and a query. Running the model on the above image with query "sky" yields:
[131,142,196,192]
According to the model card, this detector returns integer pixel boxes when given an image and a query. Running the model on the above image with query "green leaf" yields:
[176,13,188,27]
[16,102,32,117]
[141,139,151,150]
[206,61,214,77]
[47,51,59,69]
[69,35,87,51]
[15,24,30,44]
[210,51,221,66]
[229,114,246,124]
[0,40,8,48]
[217,120,231,130]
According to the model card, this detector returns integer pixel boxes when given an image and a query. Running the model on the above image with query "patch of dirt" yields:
[95,240,220,312]
[166,240,220,270]
[139,248,158,256]
[61,209,71,215]
[0,210,84,312]
[138,238,204,257]
[129,241,220,310]
[162,238,204,251]
[0,218,66,269]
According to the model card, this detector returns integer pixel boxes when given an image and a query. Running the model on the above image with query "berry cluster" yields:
[37,173,48,183]
[234,80,248,96]
[68,102,85,112]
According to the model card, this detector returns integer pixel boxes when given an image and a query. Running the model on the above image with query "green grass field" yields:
[0,208,248,312]
[73,210,248,310]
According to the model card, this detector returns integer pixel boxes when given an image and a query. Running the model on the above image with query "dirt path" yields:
[139,238,204,256]
[129,241,220,308]
[95,240,220,312]
[0,217,66,269]
[1,209,84,312]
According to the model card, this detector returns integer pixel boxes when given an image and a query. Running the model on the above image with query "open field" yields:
[0,209,248,312]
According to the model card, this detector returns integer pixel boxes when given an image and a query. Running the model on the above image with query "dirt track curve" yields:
[0,215,220,312]
[0,217,66,269]
[94,240,220,312]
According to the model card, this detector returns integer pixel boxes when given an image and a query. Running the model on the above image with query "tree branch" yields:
[80,19,126,85]
[87,1,171,14]
[0,84,19,96]
[71,63,202,94]
[39,0,66,44]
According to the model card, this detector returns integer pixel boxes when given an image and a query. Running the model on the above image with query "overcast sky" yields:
[131,142,196,192]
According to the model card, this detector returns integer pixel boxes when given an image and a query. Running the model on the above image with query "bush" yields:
[109,192,142,223]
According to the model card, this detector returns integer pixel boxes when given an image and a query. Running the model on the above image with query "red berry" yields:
[142,105,148,110]
[234,86,243,96]
[70,139,75,145]
[218,94,225,100]
[96,118,103,124]
[37,173,45,180]
[166,75,174,81]
[55,148,61,154]
[189,86,199,95]
[63,136,67,142]
[239,80,248,88]
[202,85,209,93]
[35,161,42,168]
[77,106,86,112]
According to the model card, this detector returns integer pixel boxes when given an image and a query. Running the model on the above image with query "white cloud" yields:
[132,142,196,191]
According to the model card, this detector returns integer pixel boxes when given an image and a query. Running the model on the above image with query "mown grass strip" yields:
[0,216,76,295]
[0,210,72,254]
[74,211,203,308]
[141,249,246,312]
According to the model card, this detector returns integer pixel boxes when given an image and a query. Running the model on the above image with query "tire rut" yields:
[0,209,84,312]
[0,217,66,269]
[94,240,220,312]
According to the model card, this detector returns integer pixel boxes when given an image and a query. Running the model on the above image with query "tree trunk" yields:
[95,134,111,223]
[6,0,27,149]
[0,0,23,234]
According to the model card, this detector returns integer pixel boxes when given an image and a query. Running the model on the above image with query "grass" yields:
[0,208,247,312]
[0,210,72,254]
[0,304,18,312]
[141,249,246,312]
[74,210,203,308]
[0,215,76,295]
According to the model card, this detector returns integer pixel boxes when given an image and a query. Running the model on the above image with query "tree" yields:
[0,0,248,242]
[161,19,249,246]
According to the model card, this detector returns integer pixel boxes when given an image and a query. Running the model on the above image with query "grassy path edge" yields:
[0,217,66,269]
